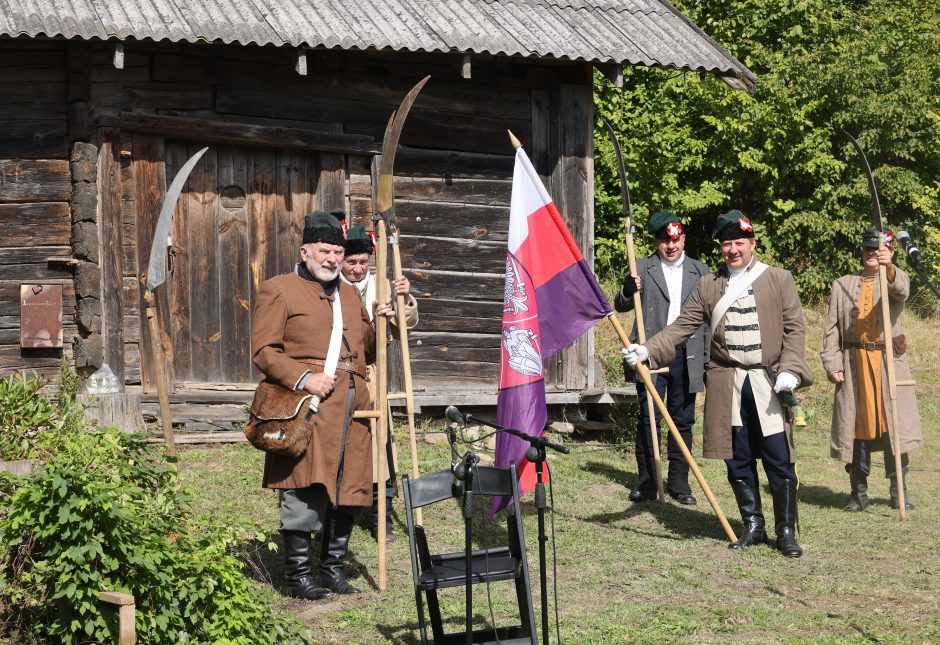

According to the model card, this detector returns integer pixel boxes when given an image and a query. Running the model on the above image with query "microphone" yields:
[896,230,923,266]
[444,405,466,426]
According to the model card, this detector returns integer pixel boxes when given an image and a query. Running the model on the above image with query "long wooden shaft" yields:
[878,261,906,519]
[625,230,665,502]
[375,218,390,590]
[391,243,423,525]
[144,291,175,456]
[609,315,737,542]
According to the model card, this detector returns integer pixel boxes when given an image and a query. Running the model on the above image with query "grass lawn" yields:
[177,307,940,644]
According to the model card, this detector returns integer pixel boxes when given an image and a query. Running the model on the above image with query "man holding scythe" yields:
[624,210,813,557]
[252,211,395,600]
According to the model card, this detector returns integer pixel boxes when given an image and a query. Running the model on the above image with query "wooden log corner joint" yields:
[20,283,64,349]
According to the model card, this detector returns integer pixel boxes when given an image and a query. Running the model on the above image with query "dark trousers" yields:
[635,348,697,495]
[725,375,796,494]
[850,435,909,478]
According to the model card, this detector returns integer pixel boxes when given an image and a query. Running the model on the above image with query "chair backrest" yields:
[403,464,518,510]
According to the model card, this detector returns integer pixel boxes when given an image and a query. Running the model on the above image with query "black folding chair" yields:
[402,464,537,645]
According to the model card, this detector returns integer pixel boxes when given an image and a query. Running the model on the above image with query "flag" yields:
[493,146,612,513]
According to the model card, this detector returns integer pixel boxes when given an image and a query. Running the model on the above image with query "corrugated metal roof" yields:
[0,0,756,90]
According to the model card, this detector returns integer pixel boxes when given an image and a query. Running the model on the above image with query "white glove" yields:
[621,344,649,367]
[773,371,799,393]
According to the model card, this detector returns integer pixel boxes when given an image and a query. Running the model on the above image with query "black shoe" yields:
[668,489,697,505]
[727,480,767,550]
[281,530,333,601]
[628,487,657,502]
[772,479,803,558]
[889,475,914,510]
[318,512,362,595]
[843,468,869,512]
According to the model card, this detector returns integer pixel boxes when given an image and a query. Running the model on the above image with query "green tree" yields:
[595,0,940,306]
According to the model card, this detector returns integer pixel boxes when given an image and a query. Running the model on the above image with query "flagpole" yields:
[607,316,738,544]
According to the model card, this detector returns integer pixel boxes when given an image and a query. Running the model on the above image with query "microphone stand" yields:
[448,426,478,645]
[462,413,568,645]
[908,261,940,302]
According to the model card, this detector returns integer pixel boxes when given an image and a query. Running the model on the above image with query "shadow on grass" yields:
[580,460,733,542]
[797,483,850,510]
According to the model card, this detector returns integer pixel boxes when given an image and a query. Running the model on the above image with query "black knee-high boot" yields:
[772,479,802,558]
[281,530,332,600]
[843,466,869,512]
[318,509,361,594]
[728,479,767,550]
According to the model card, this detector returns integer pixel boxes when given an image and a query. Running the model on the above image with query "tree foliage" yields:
[594,0,940,305]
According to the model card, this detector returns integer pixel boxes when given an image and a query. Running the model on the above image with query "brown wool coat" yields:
[819,269,923,463]
[252,273,375,507]
[644,263,814,460]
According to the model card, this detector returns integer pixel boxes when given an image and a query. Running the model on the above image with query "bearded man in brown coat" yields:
[820,228,923,512]
[623,210,813,558]
[252,211,394,600]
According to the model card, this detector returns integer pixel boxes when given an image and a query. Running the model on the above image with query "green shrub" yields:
[1,428,310,644]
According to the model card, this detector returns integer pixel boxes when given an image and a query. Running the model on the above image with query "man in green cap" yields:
[252,210,395,599]
[340,223,418,543]
[614,211,710,505]
[623,210,813,558]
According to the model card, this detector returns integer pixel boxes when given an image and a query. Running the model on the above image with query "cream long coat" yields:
[644,262,814,460]
[252,272,375,507]
[819,269,923,462]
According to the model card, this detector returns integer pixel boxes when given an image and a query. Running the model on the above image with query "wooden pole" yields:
[608,315,738,543]
[391,243,423,525]
[144,290,175,456]
[374,217,390,590]
[624,227,666,503]
[878,248,907,519]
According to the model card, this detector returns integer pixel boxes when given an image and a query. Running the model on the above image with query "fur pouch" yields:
[892,334,907,357]
[244,381,315,457]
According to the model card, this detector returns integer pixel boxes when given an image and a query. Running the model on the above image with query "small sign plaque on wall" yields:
[20,284,63,349]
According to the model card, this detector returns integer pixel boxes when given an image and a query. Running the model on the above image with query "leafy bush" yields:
[0,369,85,462]
[0,427,310,644]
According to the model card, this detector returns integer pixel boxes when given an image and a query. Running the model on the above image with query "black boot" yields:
[728,479,767,550]
[772,479,802,558]
[843,467,869,512]
[889,474,914,510]
[281,530,332,600]
[370,498,396,543]
[318,511,361,595]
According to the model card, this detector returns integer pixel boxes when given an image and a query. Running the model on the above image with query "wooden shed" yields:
[0,0,755,429]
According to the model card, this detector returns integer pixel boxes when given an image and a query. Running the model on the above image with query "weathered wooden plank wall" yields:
[0,41,75,380]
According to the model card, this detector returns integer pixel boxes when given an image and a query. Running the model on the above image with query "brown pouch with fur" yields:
[892,334,907,356]
[244,380,315,457]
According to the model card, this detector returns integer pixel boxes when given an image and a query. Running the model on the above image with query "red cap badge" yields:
[883,229,895,250]
[665,221,683,240]
[738,217,753,232]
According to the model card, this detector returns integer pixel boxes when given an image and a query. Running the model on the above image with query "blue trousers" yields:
[724,375,796,494]
[635,348,697,495]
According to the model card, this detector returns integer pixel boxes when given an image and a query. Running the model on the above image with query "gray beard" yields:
[314,265,341,282]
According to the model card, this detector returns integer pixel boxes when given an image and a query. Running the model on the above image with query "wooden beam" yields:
[113,42,124,70]
[112,112,380,155]
[596,62,623,88]
[99,591,135,645]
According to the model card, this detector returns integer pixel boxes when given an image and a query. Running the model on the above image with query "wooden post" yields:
[624,224,666,503]
[144,290,176,456]
[99,591,135,645]
[391,243,423,525]
[608,315,738,543]
[374,216,390,591]
[878,248,906,519]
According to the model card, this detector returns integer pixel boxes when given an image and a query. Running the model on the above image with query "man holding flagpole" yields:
[493,133,613,513]
[623,210,813,558]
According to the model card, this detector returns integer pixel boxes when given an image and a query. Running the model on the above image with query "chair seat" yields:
[419,553,521,590]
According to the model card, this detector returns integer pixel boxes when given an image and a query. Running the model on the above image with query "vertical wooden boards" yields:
[186,144,222,382]
[275,150,306,275]
[248,149,278,300]
[98,130,125,383]
[131,133,165,392]
[218,145,252,383]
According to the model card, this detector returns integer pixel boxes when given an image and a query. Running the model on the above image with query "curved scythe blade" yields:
[375,76,430,216]
[146,146,209,291]
[602,118,633,236]
[842,129,883,231]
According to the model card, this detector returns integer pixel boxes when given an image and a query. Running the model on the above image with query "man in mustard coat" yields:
[820,228,923,511]
[252,211,394,600]
[624,210,813,558]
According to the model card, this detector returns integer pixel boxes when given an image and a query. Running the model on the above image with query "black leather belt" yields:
[300,358,368,381]
[843,341,885,351]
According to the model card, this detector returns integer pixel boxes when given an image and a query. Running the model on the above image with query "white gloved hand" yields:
[621,344,649,367]
[773,371,799,393]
